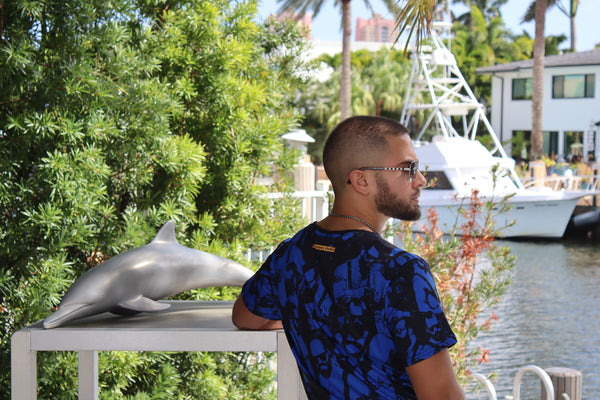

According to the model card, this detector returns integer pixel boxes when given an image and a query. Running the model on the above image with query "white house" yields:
[476,48,600,162]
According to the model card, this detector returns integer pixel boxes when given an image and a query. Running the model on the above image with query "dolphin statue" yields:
[43,220,255,329]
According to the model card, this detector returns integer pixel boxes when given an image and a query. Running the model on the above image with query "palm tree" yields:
[451,0,509,23]
[367,54,409,117]
[530,0,548,161]
[522,0,579,51]
[302,49,409,128]
[452,6,517,99]
[276,0,435,120]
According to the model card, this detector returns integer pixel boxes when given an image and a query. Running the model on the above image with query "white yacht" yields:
[399,22,594,238]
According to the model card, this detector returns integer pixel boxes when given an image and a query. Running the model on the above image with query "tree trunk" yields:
[340,0,352,120]
[569,0,579,52]
[570,14,577,52]
[531,0,547,161]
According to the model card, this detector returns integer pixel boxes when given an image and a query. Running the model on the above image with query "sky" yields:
[257,0,600,52]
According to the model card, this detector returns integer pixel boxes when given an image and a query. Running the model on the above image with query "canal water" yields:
[467,239,600,399]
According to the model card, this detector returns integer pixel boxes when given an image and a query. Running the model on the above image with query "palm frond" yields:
[393,0,436,52]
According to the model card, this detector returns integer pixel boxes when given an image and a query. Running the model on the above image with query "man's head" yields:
[322,116,425,221]
[323,116,409,191]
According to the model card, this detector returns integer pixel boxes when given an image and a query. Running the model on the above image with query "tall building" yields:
[355,14,397,43]
[268,11,394,60]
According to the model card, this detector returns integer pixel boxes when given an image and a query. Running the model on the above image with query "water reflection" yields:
[469,240,600,399]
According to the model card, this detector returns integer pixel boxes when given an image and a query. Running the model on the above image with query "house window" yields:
[365,26,376,42]
[512,78,532,100]
[511,130,531,161]
[565,131,584,158]
[380,26,389,42]
[542,131,559,157]
[552,74,595,98]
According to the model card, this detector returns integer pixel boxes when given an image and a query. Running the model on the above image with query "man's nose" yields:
[414,170,427,188]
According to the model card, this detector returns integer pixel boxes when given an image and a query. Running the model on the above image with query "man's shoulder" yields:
[365,240,431,282]
[389,246,426,264]
[367,237,426,264]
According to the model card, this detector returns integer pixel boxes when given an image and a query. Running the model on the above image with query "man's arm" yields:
[405,349,465,400]
[232,293,283,330]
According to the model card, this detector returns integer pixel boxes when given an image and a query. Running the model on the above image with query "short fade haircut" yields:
[322,116,410,192]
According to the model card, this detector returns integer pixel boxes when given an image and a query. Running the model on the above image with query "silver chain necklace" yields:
[329,213,379,235]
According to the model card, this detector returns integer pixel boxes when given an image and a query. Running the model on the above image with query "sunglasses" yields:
[357,160,420,183]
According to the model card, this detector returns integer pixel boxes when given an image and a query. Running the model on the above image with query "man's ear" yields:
[347,169,371,195]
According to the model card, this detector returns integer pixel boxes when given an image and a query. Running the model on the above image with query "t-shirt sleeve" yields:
[387,255,457,367]
[241,254,282,321]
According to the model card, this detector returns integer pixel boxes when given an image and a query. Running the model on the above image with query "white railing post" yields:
[470,372,497,400]
[78,351,99,400]
[11,330,36,400]
[512,365,554,400]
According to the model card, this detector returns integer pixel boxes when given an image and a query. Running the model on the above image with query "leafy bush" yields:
[397,190,515,385]
[0,0,311,398]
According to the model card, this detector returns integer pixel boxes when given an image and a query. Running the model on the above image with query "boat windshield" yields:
[423,171,453,190]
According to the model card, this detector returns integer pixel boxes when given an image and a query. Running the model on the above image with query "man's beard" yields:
[375,174,421,221]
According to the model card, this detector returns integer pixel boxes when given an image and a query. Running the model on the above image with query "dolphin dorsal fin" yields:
[150,220,179,244]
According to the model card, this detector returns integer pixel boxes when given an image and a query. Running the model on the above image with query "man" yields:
[232,116,465,399]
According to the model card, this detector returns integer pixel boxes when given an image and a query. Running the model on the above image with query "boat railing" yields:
[522,173,600,193]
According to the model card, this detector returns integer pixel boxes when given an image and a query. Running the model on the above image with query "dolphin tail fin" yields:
[110,295,171,316]
[149,220,178,245]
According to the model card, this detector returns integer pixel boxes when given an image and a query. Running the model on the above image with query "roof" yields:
[282,129,315,143]
[476,48,600,74]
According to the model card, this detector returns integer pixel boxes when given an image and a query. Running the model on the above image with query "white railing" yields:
[245,189,331,263]
[522,173,600,192]
[512,365,555,400]
[264,187,331,223]
[470,365,556,400]
[470,372,498,400]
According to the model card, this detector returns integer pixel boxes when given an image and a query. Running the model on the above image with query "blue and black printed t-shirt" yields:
[241,223,456,400]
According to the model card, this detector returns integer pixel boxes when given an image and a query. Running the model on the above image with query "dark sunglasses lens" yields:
[410,161,419,179]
